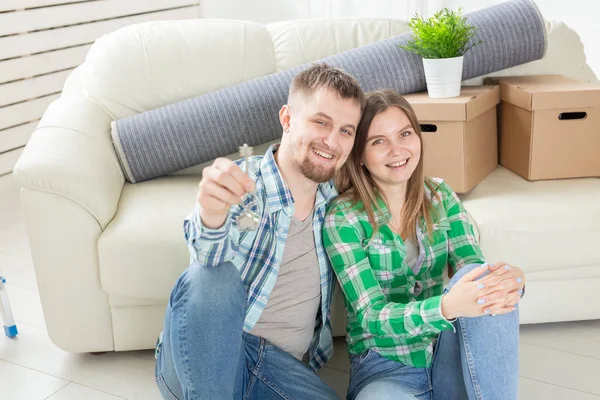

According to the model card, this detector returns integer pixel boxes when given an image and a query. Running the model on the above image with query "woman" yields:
[323,90,525,400]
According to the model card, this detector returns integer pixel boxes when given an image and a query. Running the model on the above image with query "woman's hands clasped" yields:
[477,261,525,316]
[441,261,525,320]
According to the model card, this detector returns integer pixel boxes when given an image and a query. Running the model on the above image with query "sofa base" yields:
[106,273,600,352]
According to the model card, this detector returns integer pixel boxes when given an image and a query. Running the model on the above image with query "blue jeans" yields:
[347,263,520,400]
[155,261,339,400]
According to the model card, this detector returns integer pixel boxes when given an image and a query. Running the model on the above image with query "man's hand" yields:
[197,158,255,229]
[476,261,525,316]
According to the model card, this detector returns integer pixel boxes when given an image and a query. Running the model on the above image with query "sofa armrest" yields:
[13,93,124,228]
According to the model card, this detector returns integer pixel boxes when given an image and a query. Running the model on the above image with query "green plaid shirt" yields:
[323,179,485,368]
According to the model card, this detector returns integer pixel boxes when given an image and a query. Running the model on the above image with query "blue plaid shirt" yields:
[183,144,337,371]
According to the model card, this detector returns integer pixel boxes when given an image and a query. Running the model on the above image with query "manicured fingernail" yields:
[504,265,511,270]
[477,283,485,289]
[517,289,523,295]
[491,313,497,317]
[484,309,491,314]
[512,307,517,311]
[480,263,488,268]
[477,298,486,304]
[517,278,522,283]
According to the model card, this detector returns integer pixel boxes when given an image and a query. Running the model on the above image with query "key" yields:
[236,144,260,231]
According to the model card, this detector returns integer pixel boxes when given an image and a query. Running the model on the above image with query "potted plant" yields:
[400,8,482,98]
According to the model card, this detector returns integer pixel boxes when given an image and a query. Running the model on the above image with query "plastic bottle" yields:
[0,276,18,338]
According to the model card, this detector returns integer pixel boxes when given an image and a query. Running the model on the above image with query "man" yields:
[155,63,365,400]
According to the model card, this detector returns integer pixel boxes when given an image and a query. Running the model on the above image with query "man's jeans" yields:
[347,263,520,400]
[155,261,339,400]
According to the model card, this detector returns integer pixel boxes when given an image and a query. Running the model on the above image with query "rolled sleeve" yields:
[184,204,235,267]
[440,182,486,273]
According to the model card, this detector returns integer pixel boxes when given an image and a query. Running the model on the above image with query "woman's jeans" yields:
[348,263,520,400]
[154,261,339,400]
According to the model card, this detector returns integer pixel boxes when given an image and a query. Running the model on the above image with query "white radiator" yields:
[0,0,200,175]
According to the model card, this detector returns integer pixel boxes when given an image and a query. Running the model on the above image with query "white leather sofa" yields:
[14,17,600,354]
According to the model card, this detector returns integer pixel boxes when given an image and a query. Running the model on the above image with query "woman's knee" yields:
[446,263,489,291]
[355,380,419,400]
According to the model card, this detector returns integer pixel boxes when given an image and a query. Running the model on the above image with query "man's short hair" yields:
[289,63,366,112]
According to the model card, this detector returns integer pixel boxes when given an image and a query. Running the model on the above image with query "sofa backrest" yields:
[63,17,596,129]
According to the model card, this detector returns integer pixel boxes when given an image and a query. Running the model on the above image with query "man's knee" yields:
[171,261,245,306]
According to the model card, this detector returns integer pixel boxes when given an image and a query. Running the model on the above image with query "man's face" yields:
[280,88,362,183]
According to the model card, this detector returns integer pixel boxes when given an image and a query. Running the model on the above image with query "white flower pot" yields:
[422,56,464,99]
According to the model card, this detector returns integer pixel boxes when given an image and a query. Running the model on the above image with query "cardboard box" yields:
[485,75,600,180]
[403,85,500,193]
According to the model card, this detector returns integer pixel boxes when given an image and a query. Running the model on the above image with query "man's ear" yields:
[279,105,291,132]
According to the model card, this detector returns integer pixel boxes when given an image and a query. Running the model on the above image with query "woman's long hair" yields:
[335,89,439,240]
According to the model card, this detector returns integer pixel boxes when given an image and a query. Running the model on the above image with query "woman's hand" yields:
[441,265,494,320]
[477,261,526,316]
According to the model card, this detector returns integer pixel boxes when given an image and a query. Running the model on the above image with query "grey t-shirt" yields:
[250,211,321,360]
[404,237,419,269]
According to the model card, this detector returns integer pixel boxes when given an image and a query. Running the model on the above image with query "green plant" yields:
[399,8,482,59]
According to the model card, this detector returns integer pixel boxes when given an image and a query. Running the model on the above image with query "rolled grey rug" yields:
[112,0,546,183]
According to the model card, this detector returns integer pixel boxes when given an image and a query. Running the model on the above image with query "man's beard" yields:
[297,155,336,183]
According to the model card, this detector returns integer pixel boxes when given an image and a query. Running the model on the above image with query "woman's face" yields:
[362,106,421,194]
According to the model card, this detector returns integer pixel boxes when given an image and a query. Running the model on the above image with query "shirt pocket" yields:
[362,236,398,283]
[433,217,451,232]
[429,216,451,245]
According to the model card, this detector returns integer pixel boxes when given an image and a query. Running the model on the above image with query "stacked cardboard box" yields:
[484,75,600,181]
[404,86,500,193]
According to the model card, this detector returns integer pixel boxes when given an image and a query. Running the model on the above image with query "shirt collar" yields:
[260,144,337,214]
[374,196,393,224]
[260,144,293,214]
[371,183,439,226]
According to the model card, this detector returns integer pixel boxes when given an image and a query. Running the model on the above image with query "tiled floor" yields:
[0,172,599,399]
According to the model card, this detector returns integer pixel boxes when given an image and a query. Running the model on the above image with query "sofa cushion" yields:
[83,19,277,121]
[99,163,600,302]
[461,166,600,273]
[268,19,411,72]
[98,175,195,300]
[97,141,276,300]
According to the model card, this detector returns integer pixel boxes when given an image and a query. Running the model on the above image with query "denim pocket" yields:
[349,350,374,372]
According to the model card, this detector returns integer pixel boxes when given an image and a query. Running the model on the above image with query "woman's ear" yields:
[279,105,291,132]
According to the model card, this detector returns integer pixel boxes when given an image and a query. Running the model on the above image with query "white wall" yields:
[201,0,600,76]
[201,0,303,24]
[199,0,442,23]
[444,0,600,76]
